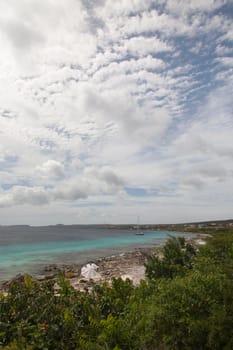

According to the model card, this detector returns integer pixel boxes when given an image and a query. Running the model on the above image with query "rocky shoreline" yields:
[0,247,157,293]
[0,233,209,293]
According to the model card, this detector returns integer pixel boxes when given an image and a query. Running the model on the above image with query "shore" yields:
[1,233,208,292]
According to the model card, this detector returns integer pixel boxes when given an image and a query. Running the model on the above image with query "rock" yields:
[1,280,10,290]
[12,273,26,283]
[44,274,56,280]
[79,278,88,284]
[65,271,75,279]
[44,264,59,272]
[37,275,47,282]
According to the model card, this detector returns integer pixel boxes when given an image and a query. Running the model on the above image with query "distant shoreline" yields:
[0,218,232,229]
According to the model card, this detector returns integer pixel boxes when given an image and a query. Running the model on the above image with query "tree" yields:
[145,236,196,280]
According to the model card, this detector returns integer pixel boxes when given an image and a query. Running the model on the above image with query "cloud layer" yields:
[0,0,232,224]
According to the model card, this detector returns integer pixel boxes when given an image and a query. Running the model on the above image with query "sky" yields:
[0,0,233,225]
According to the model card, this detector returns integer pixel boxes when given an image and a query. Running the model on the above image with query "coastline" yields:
[0,233,208,292]
[0,228,179,282]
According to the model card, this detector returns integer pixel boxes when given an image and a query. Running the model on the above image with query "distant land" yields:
[0,219,233,231]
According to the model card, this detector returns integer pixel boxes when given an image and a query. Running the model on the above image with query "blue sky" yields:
[0,0,232,225]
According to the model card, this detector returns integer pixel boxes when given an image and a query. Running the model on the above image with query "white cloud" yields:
[97,0,152,17]
[215,44,233,56]
[0,0,232,224]
[216,56,233,67]
[0,18,44,51]
[117,36,172,57]
[0,0,95,74]
[36,160,65,179]
[0,186,50,207]
[181,177,206,190]
[165,0,227,15]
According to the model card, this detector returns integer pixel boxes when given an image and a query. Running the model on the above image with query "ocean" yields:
[0,225,184,282]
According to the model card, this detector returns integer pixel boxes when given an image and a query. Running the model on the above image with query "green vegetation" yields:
[1,229,233,349]
[145,236,196,279]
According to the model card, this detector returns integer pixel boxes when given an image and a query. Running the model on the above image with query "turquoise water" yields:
[0,228,182,282]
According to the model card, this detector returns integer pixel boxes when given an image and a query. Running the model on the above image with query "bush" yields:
[145,236,196,280]
[1,230,233,349]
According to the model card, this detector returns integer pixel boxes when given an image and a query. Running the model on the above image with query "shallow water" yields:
[0,226,185,282]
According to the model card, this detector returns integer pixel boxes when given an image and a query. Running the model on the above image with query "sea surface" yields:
[0,225,188,282]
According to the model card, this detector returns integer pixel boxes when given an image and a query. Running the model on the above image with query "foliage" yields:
[1,230,233,349]
[145,236,196,279]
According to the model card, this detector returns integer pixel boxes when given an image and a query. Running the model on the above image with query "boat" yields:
[135,231,144,235]
[134,216,144,235]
